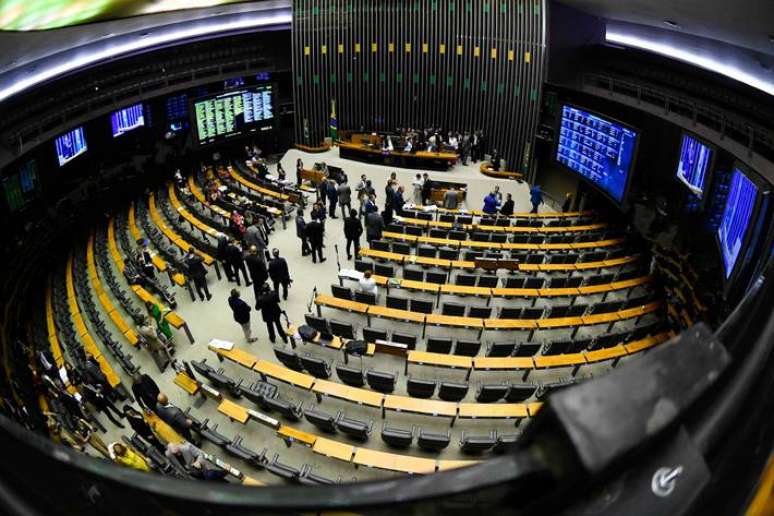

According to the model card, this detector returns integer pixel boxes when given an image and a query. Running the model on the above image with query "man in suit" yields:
[268,249,292,300]
[131,372,160,412]
[184,249,211,301]
[156,393,197,444]
[228,289,256,343]
[244,246,268,305]
[305,218,326,263]
[295,211,310,256]
[343,209,363,260]
[337,179,352,219]
[256,283,287,344]
[365,209,384,245]
[326,179,339,218]
[216,234,234,282]
[243,220,267,258]
[225,239,251,286]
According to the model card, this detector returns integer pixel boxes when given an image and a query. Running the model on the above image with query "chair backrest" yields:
[521,307,544,319]
[567,304,588,317]
[543,340,572,356]
[386,295,409,310]
[439,214,456,223]
[455,274,477,286]
[381,424,414,449]
[492,434,520,454]
[418,245,437,258]
[391,332,417,349]
[464,251,483,261]
[495,218,510,227]
[362,326,388,343]
[354,259,373,273]
[426,337,453,354]
[374,263,395,277]
[299,355,331,379]
[491,233,508,243]
[304,314,329,333]
[526,254,544,264]
[477,275,499,288]
[330,319,355,339]
[406,376,437,399]
[513,342,541,357]
[403,267,424,281]
[438,381,469,401]
[454,340,481,357]
[371,240,391,252]
[449,230,467,241]
[336,364,365,387]
[304,409,337,433]
[335,414,372,441]
[418,429,451,451]
[476,384,509,403]
[487,341,515,357]
[459,432,497,454]
[429,228,449,239]
[405,225,424,236]
[548,277,568,288]
[263,397,302,421]
[523,277,545,289]
[393,242,412,255]
[438,247,459,260]
[273,347,304,371]
[366,369,396,393]
[410,298,434,314]
[506,383,537,402]
[504,277,524,289]
[468,306,492,318]
[331,285,353,300]
[385,223,403,233]
[471,232,489,242]
[354,291,377,305]
[499,307,522,319]
[590,300,624,314]
[457,216,473,225]
[426,271,447,284]
[442,302,466,317]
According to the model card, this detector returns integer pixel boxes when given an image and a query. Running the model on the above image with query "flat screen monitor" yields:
[55,127,87,166]
[717,166,759,278]
[111,103,145,137]
[556,104,639,204]
[192,85,274,145]
[676,133,713,198]
[166,94,188,121]
[224,76,245,89]
[19,160,38,193]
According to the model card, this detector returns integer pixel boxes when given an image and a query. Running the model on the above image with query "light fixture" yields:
[606,29,774,97]
[0,11,291,103]
[662,20,680,28]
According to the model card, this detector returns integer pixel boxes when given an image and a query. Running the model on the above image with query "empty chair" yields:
[362,326,388,343]
[406,376,437,399]
[385,223,403,233]
[266,454,301,482]
[438,247,459,260]
[225,436,266,467]
[199,421,230,446]
[513,342,541,357]
[442,302,466,316]
[304,408,337,433]
[381,424,414,449]
[391,332,417,350]
[456,274,477,286]
[335,413,373,441]
[417,245,437,258]
[429,228,449,239]
[410,298,434,314]
[495,218,510,227]
[477,275,499,288]
[486,341,515,357]
[330,319,356,339]
[457,216,473,225]
[585,273,616,286]
[590,333,620,350]
[549,304,570,318]
[371,240,391,252]
[426,271,447,284]
[492,434,520,454]
[548,254,568,264]
[331,285,353,300]
[476,383,509,403]
[521,307,544,319]
[393,242,412,256]
[274,347,304,371]
[454,340,481,357]
[459,431,497,454]
[471,232,489,242]
[416,212,433,221]
[548,277,569,288]
[299,465,337,485]
[538,380,578,400]
[242,381,279,406]
[374,263,395,277]
[354,291,377,305]
[503,277,525,289]
[565,276,583,288]
[524,277,544,289]
[449,230,467,241]
[304,314,329,334]
[405,225,424,237]
[336,364,365,387]
[480,217,496,226]
[464,251,484,262]
[300,355,332,379]
[543,340,572,356]
[499,307,522,319]
[526,254,544,264]
[403,267,424,281]
[590,300,624,314]
[566,304,588,317]
[418,429,451,452]
[438,381,469,401]
[439,214,456,223]
[386,295,409,310]
[468,306,492,318]
[263,397,303,421]
[354,259,373,273]
[506,383,537,402]
[426,337,453,354]
[366,369,397,393]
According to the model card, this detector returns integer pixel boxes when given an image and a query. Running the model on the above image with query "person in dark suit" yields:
[295,211,310,256]
[228,289,256,343]
[226,239,251,286]
[421,175,433,206]
[244,246,268,304]
[185,249,211,301]
[156,393,197,443]
[365,210,384,245]
[268,249,292,300]
[343,209,363,260]
[131,372,160,412]
[256,283,287,344]
[326,180,339,218]
[305,219,325,263]
[216,234,234,281]
[393,186,406,215]
[83,382,125,428]
[500,193,515,216]
[123,405,165,452]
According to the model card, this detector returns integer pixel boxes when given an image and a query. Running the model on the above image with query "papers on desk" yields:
[387,278,401,288]
[218,186,228,192]
[209,338,234,351]
[339,269,364,281]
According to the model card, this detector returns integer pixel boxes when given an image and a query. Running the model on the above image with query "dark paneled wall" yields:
[292,0,547,169]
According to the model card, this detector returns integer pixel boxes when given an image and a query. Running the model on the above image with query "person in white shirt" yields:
[358,270,378,297]
[411,174,424,205]
[404,138,413,153]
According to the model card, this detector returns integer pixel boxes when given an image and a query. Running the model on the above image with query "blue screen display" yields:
[110,103,145,137]
[718,168,758,278]
[55,127,87,166]
[224,76,245,89]
[556,105,638,203]
[676,134,713,198]
[165,94,188,120]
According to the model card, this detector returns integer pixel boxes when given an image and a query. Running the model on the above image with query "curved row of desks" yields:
[395,215,606,234]
[127,203,186,287]
[380,231,626,251]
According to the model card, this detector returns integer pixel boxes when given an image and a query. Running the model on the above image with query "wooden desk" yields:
[538,287,580,297]
[437,460,480,471]
[582,312,621,325]
[491,287,540,297]
[314,294,369,314]
[352,447,437,474]
[242,476,265,486]
[254,360,315,389]
[312,380,384,408]
[312,437,355,462]
[360,248,405,262]
[174,372,200,395]
[440,284,492,296]
[400,279,440,293]
[145,412,184,444]
[218,399,249,424]
[382,395,457,417]
[210,346,258,369]
[338,141,458,170]
[528,403,543,416]
[624,332,670,354]
[407,351,473,370]
[536,316,584,329]
[618,301,663,320]
[534,353,587,369]
[425,313,484,328]
[584,345,628,363]
[368,305,427,324]
[382,231,418,243]
[473,356,535,370]
[278,425,317,446]
[484,319,538,330]
[458,403,528,419]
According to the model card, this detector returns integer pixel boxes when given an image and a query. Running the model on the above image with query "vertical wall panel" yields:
[292,0,547,170]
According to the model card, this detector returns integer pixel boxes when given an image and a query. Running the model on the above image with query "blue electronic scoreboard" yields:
[676,133,713,198]
[717,167,758,278]
[55,126,87,166]
[110,103,145,137]
[556,105,639,204]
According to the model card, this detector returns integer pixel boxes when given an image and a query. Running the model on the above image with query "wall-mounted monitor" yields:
[111,103,145,137]
[676,132,714,198]
[192,84,274,145]
[224,76,245,89]
[19,159,38,193]
[717,165,759,279]
[556,104,639,204]
[55,127,87,166]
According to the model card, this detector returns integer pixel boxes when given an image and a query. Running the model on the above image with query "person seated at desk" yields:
[382,135,394,153]
[490,149,502,171]
[358,270,378,297]
[403,138,413,153]
[500,193,515,216]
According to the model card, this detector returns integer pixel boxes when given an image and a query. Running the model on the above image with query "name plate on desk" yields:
[374,339,409,357]
[209,338,234,351]
[247,409,281,430]
[475,258,500,271]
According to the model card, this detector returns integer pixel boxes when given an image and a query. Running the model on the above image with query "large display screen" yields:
[55,127,87,167]
[110,103,145,137]
[718,167,758,278]
[1,1,252,30]
[193,85,274,145]
[556,105,638,204]
[676,133,713,198]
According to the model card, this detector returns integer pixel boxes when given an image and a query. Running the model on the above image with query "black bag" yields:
[345,340,368,357]
[298,325,318,342]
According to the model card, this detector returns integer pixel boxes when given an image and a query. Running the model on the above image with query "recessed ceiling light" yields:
[663,20,679,28]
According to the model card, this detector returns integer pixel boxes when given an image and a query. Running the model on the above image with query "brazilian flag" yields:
[329,99,338,141]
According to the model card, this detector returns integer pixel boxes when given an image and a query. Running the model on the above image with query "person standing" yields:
[337,180,352,219]
[365,209,384,245]
[123,405,165,452]
[228,289,256,343]
[226,239,251,287]
[356,174,368,217]
[145,300,173,342]
[184,250,211,301]
[244,246,268,304]
[295,211,310,256]
[393,186,406,214]
[82,382,125,428]
[483,191,499,215]
[344,209,363,260]
[326,179,339,218]
[500,193,515,216]
[490,149,501,171]
[256,283,287,344]
[461,132,472,165]
[216,234,234,282]
[421,174,433,205]
[244,220,266,253]
[364,193,378,215]
[530,185,544,214]
[305,218,326,263]
[108,442,150,472]
[131,372,160,412]
[412,174,424,205]
[311,202,327,234]
[562,192,573,213]
[443,188,460,209]
[317,176,327,206]
[155,393,197,443]
[384,175,396,211]
[268,249,292,300]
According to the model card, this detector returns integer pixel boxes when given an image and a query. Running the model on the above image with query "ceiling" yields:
[555,0,774,56]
